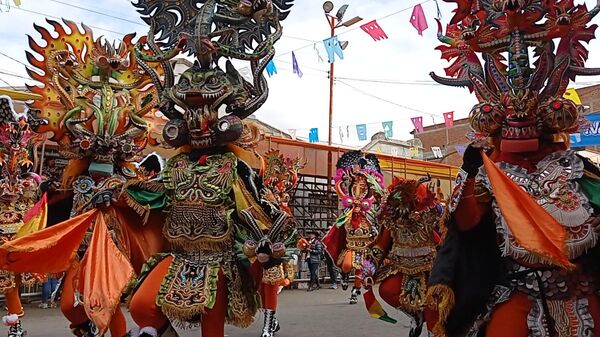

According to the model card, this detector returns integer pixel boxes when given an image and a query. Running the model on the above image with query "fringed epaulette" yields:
[426,284,455,337]
[122,179,165,224]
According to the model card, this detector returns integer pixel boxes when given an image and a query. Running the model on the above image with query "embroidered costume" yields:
[364,175,442,337]
[323,151,384,304]
[0,96,47,337]
[428,1,600,337]
[120,1,295,337]
[0,20,166,337]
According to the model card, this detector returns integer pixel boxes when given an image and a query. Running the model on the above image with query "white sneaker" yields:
[38,303,48,309]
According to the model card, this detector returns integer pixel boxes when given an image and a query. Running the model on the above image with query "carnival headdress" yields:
[132,0,294,149]
[26,20,162,176]
[431,0,600,152]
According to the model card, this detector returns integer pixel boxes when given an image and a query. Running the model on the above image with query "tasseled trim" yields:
[425,284,455,337]
[123,194,151,224]
[123,179,165,193]
[166,225,234,252]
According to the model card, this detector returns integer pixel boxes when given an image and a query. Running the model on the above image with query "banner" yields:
[292,51,303,78]
[431,146,443,158]
[455,144,466,156]
[411,116,424,133]
[309,128,319,143]
[410,4,428,36]
[382,121,393,138]
[360,20,388,41]
[571,113,600,147]
[356,124,368,141]
[564,88,581,105]
[266,60,277,77]
[339,126,345,143]
[443,111,454,128]
[323,36,344,63]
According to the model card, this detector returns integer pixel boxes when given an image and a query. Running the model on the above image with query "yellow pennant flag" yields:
[564,88,582,105]
[12,0,21,6]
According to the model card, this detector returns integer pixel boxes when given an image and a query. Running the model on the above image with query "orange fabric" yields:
[260,283,279,310]
[79,212,135,336]
[129,256,172,330]
[5,276,22,316]
[482,153,572,269]
[201,269,227,337]
[341,251,353,274]
[354,269,362,288]
[61,266,88,327]
[108,306,127,337]
[0,210,97,274]
[115,208,167,273]
[485,292,531,337]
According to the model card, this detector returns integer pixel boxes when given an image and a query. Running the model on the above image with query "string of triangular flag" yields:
[294,111,454,144]
[266,2,435,75]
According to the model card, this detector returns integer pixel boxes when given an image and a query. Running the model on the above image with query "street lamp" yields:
[322,2,362,191]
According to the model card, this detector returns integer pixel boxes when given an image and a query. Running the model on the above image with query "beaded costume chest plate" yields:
[162,153,237,252]
[480,150,596,265]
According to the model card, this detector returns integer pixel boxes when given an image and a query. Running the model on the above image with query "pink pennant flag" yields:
[443,111,454,128]
[410,4,428,36]
[411,116,424,133]
[360,20,388,41]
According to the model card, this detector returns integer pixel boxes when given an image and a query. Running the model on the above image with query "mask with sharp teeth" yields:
[378,176,436,227]
[163,63,251,149]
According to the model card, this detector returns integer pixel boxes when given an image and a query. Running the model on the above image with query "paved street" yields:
[15,287,415,337]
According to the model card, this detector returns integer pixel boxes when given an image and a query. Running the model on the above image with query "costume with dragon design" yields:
[362,175,443,337]
[0,96,47,337]
[0,20,167,337]
[323,151,384,305]
[427,1,600,337]
[120,1,295,337]
[242,149,303,337]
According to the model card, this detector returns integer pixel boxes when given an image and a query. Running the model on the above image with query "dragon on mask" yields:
[427,1,600,337]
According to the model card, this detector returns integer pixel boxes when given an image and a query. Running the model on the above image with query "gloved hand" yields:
[461,144,483,178]
[91,190,116,209]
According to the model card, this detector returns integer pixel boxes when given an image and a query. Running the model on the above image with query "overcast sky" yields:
[1,0,600,147]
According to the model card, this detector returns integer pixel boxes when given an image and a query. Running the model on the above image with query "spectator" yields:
[306,231,323,292]
[39,274,59,309]
[323,251,339,289]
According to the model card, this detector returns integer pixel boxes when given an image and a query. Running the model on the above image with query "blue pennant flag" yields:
[356,124,367,141]
[323,36,344,63]
[382,121,393,138]
[266,60,277,77]
[309,128,319,143]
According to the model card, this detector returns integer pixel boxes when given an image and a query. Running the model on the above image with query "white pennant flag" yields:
[288,129,297,140]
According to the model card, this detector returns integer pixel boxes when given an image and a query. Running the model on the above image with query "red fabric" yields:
[323,226,346,263]
[485,292,531,337]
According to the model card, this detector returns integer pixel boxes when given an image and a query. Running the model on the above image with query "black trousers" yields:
[324,253,338,284]
[308,261,320,286]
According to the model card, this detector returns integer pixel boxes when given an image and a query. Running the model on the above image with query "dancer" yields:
[0,96,47,337]
[364,175,442,337]
[0,20,166,337]
[428,1,600,336]
[323,151,384,304]
[121,1,295,336]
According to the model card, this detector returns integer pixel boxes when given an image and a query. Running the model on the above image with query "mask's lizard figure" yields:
[323,151,384,305]
[428,1,600,337]
[0,96,47,337]
[122,1,295,337]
